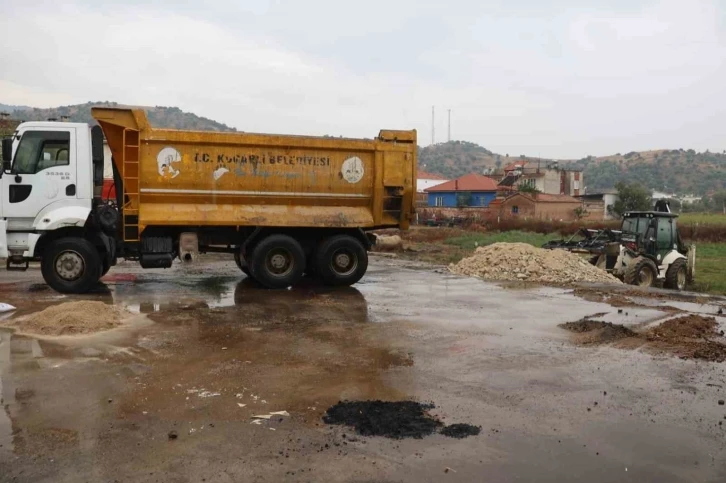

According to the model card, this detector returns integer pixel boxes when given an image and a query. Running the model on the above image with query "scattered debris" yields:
[168,430,178,440]
[449,243,621,285]
[0,303,16,313]
[374,235,403,252]
[252,411,289,420]
[440,424,482,439]
[719,400,725,406]
[237,403,247,408]
[3,301,125,335]
[444,467,457,473]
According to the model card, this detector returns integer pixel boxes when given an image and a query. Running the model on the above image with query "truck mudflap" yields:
[0,220,7,258]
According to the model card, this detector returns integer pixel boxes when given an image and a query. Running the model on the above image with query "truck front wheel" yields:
[314,235,368,286]
[248,235,305,289]
[41,237,102,294]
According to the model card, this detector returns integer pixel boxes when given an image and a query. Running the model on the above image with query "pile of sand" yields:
[450,242,621,285]
[9,301,125,336]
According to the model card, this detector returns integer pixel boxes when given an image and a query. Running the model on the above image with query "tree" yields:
[611,182,652,215]
[518,183,540,194]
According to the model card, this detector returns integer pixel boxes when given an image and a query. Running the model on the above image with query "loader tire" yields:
[314,235,368,287]
[234,251,253,278]
[623,256,657,288]
[664,258,687,291]
[248,235,305,289]
[41,237,101,294]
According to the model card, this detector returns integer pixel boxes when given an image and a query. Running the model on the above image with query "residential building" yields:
[498,161,583,196]
[493,192,582,221]
[416,170,449,206]
[576,190,619,220]
[425,173,498,208]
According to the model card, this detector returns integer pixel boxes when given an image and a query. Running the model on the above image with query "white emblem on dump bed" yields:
[341,157,364,184]
[157,147,182,178]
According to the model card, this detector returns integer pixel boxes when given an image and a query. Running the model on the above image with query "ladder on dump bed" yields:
[121,129,140,242]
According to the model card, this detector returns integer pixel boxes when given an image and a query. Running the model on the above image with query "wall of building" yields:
[427,191,496,208]
[500,196,536,217]
[535,202,580,221]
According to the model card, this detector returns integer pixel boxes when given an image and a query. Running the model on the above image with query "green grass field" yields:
[679,212,726,225]
[689,243,726,295]
[444,230,556,250]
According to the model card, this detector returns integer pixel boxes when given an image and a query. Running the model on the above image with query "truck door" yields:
[656,217,673,262]
[1,129,75,229]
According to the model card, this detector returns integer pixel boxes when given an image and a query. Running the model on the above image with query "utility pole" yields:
[431,106,435,145]
[447,109,451,142]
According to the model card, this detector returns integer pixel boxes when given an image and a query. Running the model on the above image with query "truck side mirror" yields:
[1,138,12,174]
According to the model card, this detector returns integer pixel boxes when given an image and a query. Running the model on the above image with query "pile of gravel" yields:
[450,242,621,285]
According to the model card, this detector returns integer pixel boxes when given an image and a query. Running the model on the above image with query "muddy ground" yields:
[1,256,726,482]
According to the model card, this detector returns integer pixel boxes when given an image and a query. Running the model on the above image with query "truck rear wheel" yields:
[314,235,368,286]
[41,237,102,294]
[664,258,687,291]
[248,235,305,289]
[623,256,657,288]
[234,251,253,278]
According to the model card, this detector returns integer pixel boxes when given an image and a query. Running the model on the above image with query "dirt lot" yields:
[1,256,726,482]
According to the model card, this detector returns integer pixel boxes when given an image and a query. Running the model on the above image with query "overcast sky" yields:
[1,0,725,158]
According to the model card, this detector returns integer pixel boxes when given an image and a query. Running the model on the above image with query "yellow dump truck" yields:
[0,108,416,292]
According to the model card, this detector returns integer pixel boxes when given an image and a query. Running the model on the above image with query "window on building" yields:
[574,180,580,190]
[13,131,70,174]
[512,205,519,214]
[435,196,444,207]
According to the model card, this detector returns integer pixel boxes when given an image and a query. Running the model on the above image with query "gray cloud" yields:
[1,0,725,158]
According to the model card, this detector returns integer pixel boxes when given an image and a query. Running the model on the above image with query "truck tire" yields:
[623,256,657,288]
[248,234,305,289]
[314,235,368,286]
[100,259,112,278]
[664,258,687,291]
[41,237,102,294]
[234,251,253,278]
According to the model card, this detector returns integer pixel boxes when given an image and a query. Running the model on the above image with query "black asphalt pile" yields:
[440,423,482,439]
[323,400,480,440]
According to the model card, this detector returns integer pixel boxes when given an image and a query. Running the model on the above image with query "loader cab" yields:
[621,211,680,263]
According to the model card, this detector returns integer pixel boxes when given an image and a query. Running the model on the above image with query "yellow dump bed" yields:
[92,108,416,239]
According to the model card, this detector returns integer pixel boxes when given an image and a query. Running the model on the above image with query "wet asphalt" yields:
[1,256,726,482]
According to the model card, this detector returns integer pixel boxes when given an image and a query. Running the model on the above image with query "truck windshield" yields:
[621,217,650,238]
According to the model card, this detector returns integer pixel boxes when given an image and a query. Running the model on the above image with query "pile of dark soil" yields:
[560,314,726,362]
[560,319,635,343]
[324,400,441,439]
[440,423,481,439]
[323,400,481,440]
[647,314,718,340]
[646,315,726,362]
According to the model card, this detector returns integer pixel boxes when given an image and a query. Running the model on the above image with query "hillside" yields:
[568,150,726,196]
[419,142,726,196]
[2,101,236,132]
[418,141,500,178]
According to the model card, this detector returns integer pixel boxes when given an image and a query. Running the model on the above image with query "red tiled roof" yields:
[503,160,529,172]
[424,173,498,192]
[417,170,447,180]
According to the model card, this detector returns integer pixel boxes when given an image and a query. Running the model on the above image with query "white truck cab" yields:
[1,121,116,291]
